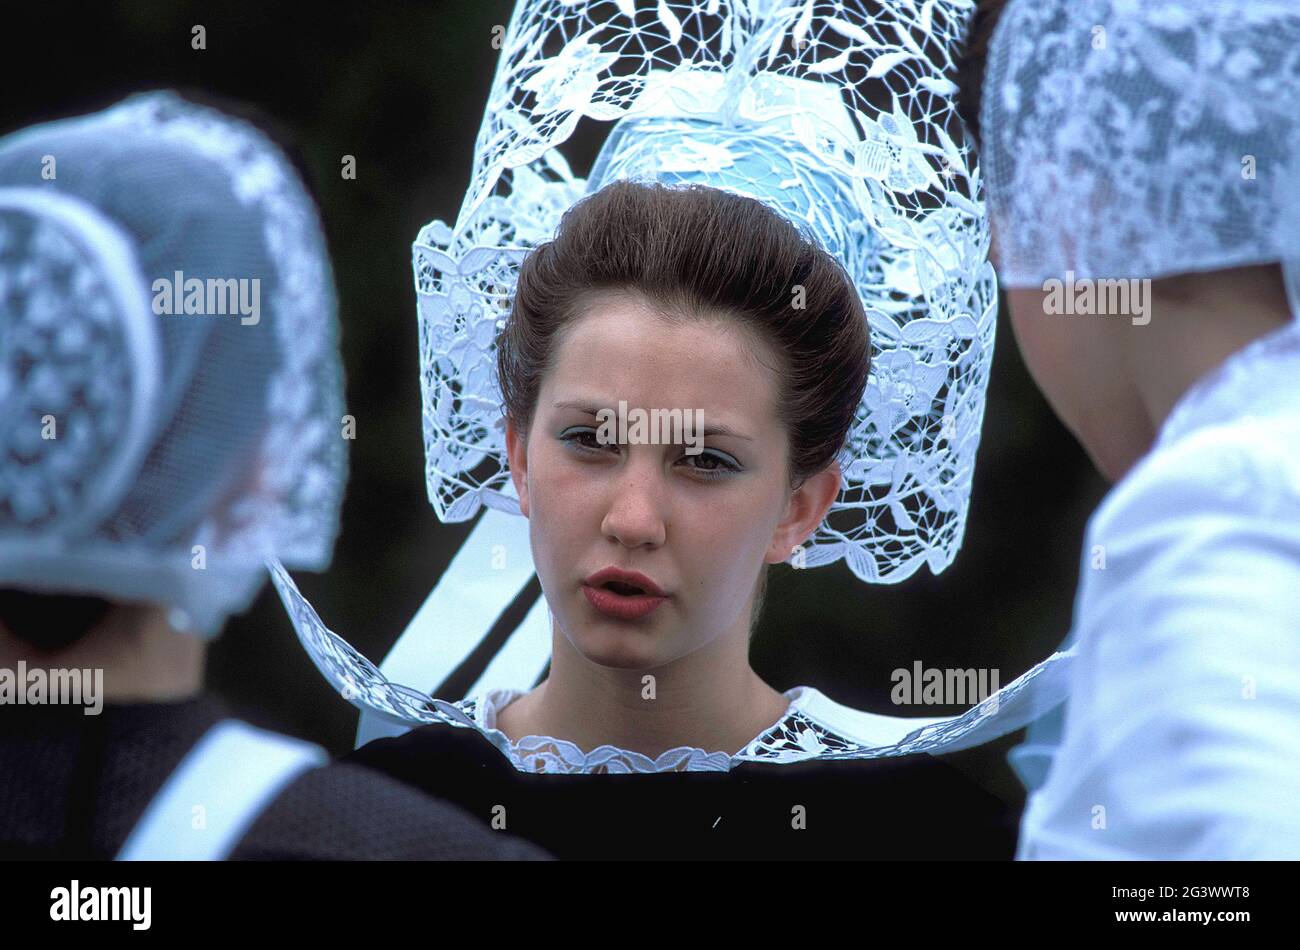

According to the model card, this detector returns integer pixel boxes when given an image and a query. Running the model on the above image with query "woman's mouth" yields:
[581,582,667,621]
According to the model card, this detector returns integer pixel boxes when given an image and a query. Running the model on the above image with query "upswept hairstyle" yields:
[954,0,1011,149]
[496,179,870,493]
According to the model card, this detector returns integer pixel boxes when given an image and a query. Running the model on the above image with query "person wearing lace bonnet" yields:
[960,0,1300,857]
[0,92,548,860]
[269,0,1075,858]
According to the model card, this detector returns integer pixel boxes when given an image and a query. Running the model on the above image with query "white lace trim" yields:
[102,92,347,571]
[453,685,861,774]
[269,558,1077,770]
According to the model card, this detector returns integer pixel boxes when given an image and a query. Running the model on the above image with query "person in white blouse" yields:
[957,0,1300,858]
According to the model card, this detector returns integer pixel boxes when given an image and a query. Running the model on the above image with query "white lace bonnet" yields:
[981,0,1300,318]
[269,0,1073,762]
[0,92,347,636]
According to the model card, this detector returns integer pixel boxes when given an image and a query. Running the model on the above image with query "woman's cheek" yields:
[528,447,585,517]
[682,497,762,593]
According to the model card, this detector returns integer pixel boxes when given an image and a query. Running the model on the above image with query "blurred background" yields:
[2,0,1107,806]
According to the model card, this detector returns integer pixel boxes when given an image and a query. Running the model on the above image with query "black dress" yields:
[346,717,1020,860]
[0,695,550,860]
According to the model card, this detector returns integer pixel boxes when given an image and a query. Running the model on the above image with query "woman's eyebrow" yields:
[552,400,603,415]
[551,400,752,440]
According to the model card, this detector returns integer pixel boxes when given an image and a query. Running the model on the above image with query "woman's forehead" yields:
[558,292,779,370]
[545,302,782,430]
[548,395,755,441]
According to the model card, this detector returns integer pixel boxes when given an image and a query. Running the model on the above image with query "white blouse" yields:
[1017,320,1300,859]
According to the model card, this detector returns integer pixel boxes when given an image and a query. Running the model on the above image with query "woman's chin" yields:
[568,627,670,672]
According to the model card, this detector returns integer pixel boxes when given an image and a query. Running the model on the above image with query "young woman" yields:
[343,178,1017,859]
[271,0,1065,858]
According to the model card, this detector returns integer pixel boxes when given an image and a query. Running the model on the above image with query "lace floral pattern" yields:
[414,0,998,583]
[982,0,1300,287]
[458,686,852,774]
[0,206,150,533]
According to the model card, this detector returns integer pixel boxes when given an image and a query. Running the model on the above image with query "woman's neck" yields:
[1125,266,1291,451]
[0,604,206,703]
[496,625,791,758]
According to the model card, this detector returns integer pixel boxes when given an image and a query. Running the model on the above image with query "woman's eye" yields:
[679,450,741,480]
[560,429,740,479]
[561,428,616,454]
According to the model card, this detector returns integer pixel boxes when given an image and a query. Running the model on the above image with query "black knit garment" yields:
[0,695,552,860]
[347,719,1021,860]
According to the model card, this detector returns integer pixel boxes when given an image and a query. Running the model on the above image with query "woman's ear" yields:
[504,416,530,517]
[764,460,842,564]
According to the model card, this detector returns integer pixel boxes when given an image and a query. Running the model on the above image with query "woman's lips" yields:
[581,583,667,621]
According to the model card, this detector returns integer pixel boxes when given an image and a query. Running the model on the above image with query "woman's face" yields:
[506,291,839,671]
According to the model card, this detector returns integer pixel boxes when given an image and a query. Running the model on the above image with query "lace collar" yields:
[448,685,860,775]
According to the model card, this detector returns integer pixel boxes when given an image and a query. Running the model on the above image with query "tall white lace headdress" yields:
[0,92,348,635]
[272,0,1073,761]
[981,0,1300,318]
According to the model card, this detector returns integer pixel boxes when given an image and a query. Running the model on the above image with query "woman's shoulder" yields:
[347,717,517,786]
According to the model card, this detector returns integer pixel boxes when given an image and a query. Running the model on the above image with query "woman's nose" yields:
[600,459,667,549]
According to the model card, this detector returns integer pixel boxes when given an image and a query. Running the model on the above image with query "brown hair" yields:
[496,179,871,638]
[954,0,1012,149]
[497,179,870,493]
[0,590,113,653]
